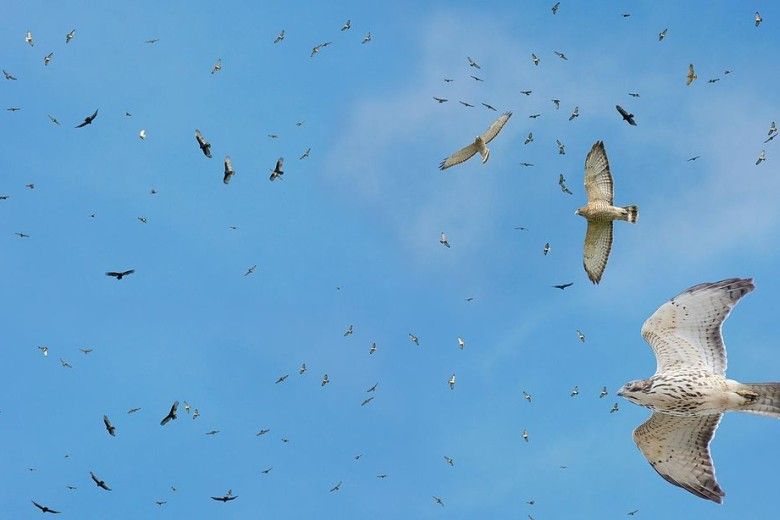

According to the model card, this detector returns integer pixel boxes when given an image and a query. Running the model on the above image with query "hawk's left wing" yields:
[633,413,724,503]
[583,141,613,204]
[583,221,612,284]
[480,111,512,143]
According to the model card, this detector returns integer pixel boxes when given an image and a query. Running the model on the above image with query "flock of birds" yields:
[4,3,778,517]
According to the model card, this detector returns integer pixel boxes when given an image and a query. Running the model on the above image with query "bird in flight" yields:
[321,374,329,387]
[467,56,480,69]
[756,150,766,165]
[3,69,17,80]
[65,29,76,43]
[619,278,779,503]
[59,358,72,368]
[409,333,419,346]
[575,141,638,283]
[275,374,289,384]
[270,158,284,181]
[448,374,456,389]
[103,415,116,436]
[344,324,353,336]
[433,496,445,507]
[330,481,342,492]
[341,19,351,31]
[457,337,465,350]
[553,282,573,290]
[145,38,159,44]
[576,330,585,342]
[610,402,620,413]
[543,242,551,256]
[469,75,483,82]
[554,51,568,60]
[362,32,372,44]
[522,391,532,402]
[686,64,697,86]
[559,174,573,194]
[755,12,762,27]
[274,30,284,43]
[520,90,532,96]
[367,382,379,392]
[523,429,529,442]
[570,386,580,397]
[261,467,273,474]
[25,31,34,46]
[459,101,474,107]
[531,53,539,66]
[31,500,60,514]
[628,92,640,97]
[90,471,111,491]
[616,105,637,126]
[556,139,565,154]
[244,265,256,276]
[223,156,234,184]
[195,129,212,158]
[160,401,179,426]
[439,112,512,170]
[75,109,99,128]
[433,97,448,103]
[439,232,451,248]
[687,155,701,162]
[79,347,93,354]
[138,129,146,140]
[520,162,534,167]
[15,232,30,238]
[524,132,534,145]
[551,2,560,14]
[481,102,497,111]
[299,148,311,160]
[599,387,608,398]
[569,106,579,121]
[211,490,237,502]
[659,28,667,41]
[369,342,377,354]
[105,269,134,280]
[299,363,307,374]
[211,58,222,74]
[360,397,374,406]
[44,52,54,66]
[205,430,219,435]
[311,42,332,57]
[127,407,141,414]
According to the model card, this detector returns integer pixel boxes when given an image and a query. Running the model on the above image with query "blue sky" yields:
[2,1,780,518]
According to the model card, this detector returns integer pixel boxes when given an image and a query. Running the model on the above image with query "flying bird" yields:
[321,374,329,386]
[553,282,573,290]
[575,141,638,283]
[211,490,237,502]
[330,481,342,492]
[448,374,456,389]
[551,2,560,14]
[205,430,219,435]
[90,471,111,491]
[344,324,353,336]
[433,97,448,103]
[75,109,99,128]
[299,363,307,374]
[457,337,465,349]
[755,12,762,27]
[244,265,257,276]
[362,32,372,44]
[433,496,445,507]
[127,407,141,414]
[558,174,573,194]
[103,415,116,436]
[79,348,93,354]
[444,456,455,466]
[275,374,289,384]
[44,52,54,66]
[270,158,284,181]
[439,112,512,170]
[3,69,17,80]
[25,31,34,46]
[522,391,532,402]
[552,98,560,109]
[31,500,60,514]
[211,58,222,74]
[616,105,637,126]
[160,401,179,426]
[274,30,285,43]
[610,402,620,413]
[687,155,701,162]
[524,132,534,145]
[628,92,640,98]
[66,29,76,43]
[531,53,539,66]
[311,42,331,57]
[522,429,529,442]
[105,269,134,280]
[361,397,374,406]
[520,90,532,96]
[223,156,234,184]
[261,467,273,474]
[553,51,568,60]
[576,330,585,342]
[341,19,351,31]
[459,101,474,107]
[467,56,481,69]
[556,139,565,154]
[686,64,697,86]
[195,129,212,158]
[618,278,779,503]
[439,232,450,248]
[409,333,419,345]
[600,387,608,398]
[570,386,579,397]
[367,382,379,392]
[756,150,766,165]
[369,342,377,354]
[481,102,497,111]
[469,75,483,82]
[543,242,551,255]
[145,38,159,44]
[59,358,72,368]
[659,28,667,41]
[299,148,311,159]
[569,106,579,121]
[138,129,146,140]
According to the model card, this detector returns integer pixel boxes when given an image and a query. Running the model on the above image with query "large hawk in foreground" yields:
[439,112,512,170]
[575,141,638,283]
[619,278,780,503]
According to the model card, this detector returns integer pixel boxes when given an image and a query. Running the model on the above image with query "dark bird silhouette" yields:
[628,92,640,97]
[459,101,474,107]
[687,155,701,162]
[105,269,134,280]
[75,109,98,128]
[195,129,212,158]
[211,490,237,502]
[261,467,273,474]
[7,107,21,111]
[481,102,497,111]
[329,481,342,492]
[127,407,141,414]
[103,415,116,436]
[32,501,60,514]
[223,156,234,184]
[270,158,284,181]
[3,69,17,80]
[616,105,637,126]
[90,471,111,491]
[433,97,448,103]
[361,397,374,406]
[160,401,179,426]
[553,282,574,290]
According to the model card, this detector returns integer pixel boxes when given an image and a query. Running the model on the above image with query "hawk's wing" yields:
[633,413,724,504]
[583,221,612,284]
[439,142,479,170]
[480,111,512,143]
[583,141,613,204]
[641,278,753,374]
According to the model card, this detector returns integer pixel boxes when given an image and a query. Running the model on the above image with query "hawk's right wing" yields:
[641,278,754,374]
[480,111,512,143]
[583,141,613,204]
[633,413,724,503]
[582,221,612,284]
[439,142,479,170]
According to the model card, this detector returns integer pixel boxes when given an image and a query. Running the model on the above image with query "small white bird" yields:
[570,385,579,397]
[439,232,450,248]
[522,391,532,402]
[44,52,54,66]
[768,122,777,136]
[658,28,668,41]
[755,11,763,27]
[522,429,529,442]
[310,42,332,57]
[576,330,585,343]
[448,374,456,390]
[341,19,351,31]
[569,106,579,121]
[361,32,372,44]
[686,63,697,86]
[321,374,329,387]
[369,342,377,354]
[756,150,766,165]
[274,30,285,43]
[609,402,619,413]
[211,58,222,74]
[38,346,49,357]
[184,401,191,414]
[298,363,307,374]
[25,31,34,46]
[409,333,419,346]
[599,386,608,398]
[66,29,76,44]
[138,129,146,140]
[457,337,465,350]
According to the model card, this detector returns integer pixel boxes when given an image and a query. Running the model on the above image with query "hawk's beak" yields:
[616,388,625,397]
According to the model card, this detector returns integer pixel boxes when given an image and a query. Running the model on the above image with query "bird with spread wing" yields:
[439,112,512,170]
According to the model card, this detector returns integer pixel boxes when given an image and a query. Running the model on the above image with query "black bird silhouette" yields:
[459,101,474,107]
[105,269,134,280]
[211,490,237,502]
[616,105,637,126]
[103,415,116,436]
[90,471,111,491]
[75,109,98,128]
[32,500,60,514]
[553,282,574,290]
[195,129,212,158]
[160,401,179,426]
[270,158,284,181]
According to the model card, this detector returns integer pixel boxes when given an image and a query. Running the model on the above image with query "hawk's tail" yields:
[622,205,639,223]
[737,383,780,418]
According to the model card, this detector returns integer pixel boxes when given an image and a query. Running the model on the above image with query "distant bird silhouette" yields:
[362,32,372,44]
[205,430,219,435]
[756,150,766,165]
[223,156,234,184]
[344,324,353,336]
[59,358,72,368]
[65,29,76,43]
[628,92,640,98]
[261,467,273,474]
[553,51,568,60]
[360,397,374,406]
[525,132,534,145]
[531,53,539,65]
[105,270,134,280]
[559,174,573,194]
[520,90,532,96]
[211,490,237,502]
[321,374,329,387]
[551,2,560,14]
[299,148,311,159]
[433,496,445,506]
[369,342,377,354]
[160,401,179,426]
[553,282,573,290]
[25,31,34,46]
[556,139,565,154]
[341,19,351,31]
[275,374,289,384]
[90,471,111,491]
[459,101,474,107]
[244,265,257,276]
[195,129,212,158]
[755,12,762,27]
[600,387,608,398]
[659,28,667,41]
[467,56,481,69]
[330,481,342,492]
[687,155,701,162]
[298,363,307,374]
[433,97,448,103]
[3,69,17,80]
[482,102,497,111]
[127,407,141,414]
[409,333,419,346]
[523,391,532,402]
[439,232,451,248]
[610,402,619,413]
[44,52,54,66]
[270,158,284,181]
[576,330,585,342]
[616,105,637,126]
[31,500,60,514]
[311,42,332,57]
[367,382,379,392]
[569,106,579,121]
[211,58,222,74]
[448,374,456,389]
[444,456,455,466]
[543,243,551,255]
[75,109,98,128]
[686,64,697,85]
[103,415,116,436]
[458,337,465,349]
[570,386,579,397]
[274,30,285,43]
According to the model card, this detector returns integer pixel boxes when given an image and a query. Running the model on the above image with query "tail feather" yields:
[738,383,780,418]
[623,205,638,223]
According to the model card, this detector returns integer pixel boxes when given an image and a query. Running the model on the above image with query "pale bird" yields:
[619,278,780,503]
[575,141,638,284]
[270,158,284,181]
[570,385,579,397]
[66,29,76,43]
[341,19,351,31]
[38,346,49,357]
[569,106,579,121]
[599,386,608,398]
[467,56,480,69]
[522,429,529,442]
[439,112,512,170]
[531,53,539,66]
[457,337,465,349]
[409,333,419,345]
[211,58,222,74]
[522,391,532,402]
[524,132,534,145]
[439,232,450,248]
[756,150,766,165]
[362,32,372,44]
[369,342,377,354]
[223,156,234,184]
[659,28,667,41]
[686,64,697,86]
[138,129,146,140]
[448,374,456,389]
[44,52,54,66]
[25,31,34,46]
[755,12,762,27]
[576,330,585,342]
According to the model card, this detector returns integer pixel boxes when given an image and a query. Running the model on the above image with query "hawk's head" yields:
[617,379,652,403]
